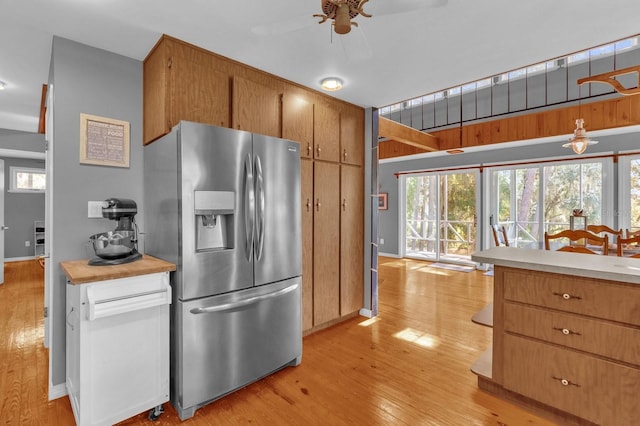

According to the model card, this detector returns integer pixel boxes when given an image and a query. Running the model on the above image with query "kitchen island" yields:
[471,247,640,426]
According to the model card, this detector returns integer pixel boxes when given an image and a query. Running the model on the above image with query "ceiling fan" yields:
[251,0,447,62]
[313,0,447,34]
[314,0,372,35]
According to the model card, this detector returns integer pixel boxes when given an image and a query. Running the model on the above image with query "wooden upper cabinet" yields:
[282,94,313,158]
[313,102,340,162]
[232,76,281,138]
[169,57,229,133]
[340,109,364,166]
[143,37,229,144]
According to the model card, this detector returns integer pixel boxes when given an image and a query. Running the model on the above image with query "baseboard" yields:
[6,256,37,262]
[49,382,67,400]
[378,252,401,258]
[359,308,374,318]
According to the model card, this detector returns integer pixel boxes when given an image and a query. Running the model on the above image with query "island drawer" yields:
[502,334,640,425]
[502,268,640,326]
[503,302,640,366]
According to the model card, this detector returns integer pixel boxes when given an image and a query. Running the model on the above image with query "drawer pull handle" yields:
[553,292,582,300]
[552,376,581,388]
[553,327,582,336]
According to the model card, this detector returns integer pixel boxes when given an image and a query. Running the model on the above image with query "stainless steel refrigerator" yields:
[143,121,302,420]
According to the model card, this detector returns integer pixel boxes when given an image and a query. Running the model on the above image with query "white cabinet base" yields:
[66,272,170,426]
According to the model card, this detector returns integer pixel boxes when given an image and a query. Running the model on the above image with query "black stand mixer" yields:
[88,198,143,265]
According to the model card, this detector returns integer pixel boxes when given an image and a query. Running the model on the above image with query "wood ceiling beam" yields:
[38,84,47,134]
[378,116,439,151]
[577,65,640,96]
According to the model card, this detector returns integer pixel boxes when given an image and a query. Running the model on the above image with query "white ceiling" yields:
[1,0,640,133]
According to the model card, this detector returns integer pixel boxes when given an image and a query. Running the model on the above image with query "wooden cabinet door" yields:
[283,95,313,158]
[232,76,281,138]
[340,109,364,166]
[313,162,340,325]
[340,165,364,315]
[314,102,340,162]
[169,57,229,131]
[301,159,314,331]
[143,41,170,144]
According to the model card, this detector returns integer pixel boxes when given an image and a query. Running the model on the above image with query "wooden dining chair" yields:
[586,224,622,247]
[625,229,640,238]
[491,224,509,247]
[544,229,608,255]
[616,234,640,257]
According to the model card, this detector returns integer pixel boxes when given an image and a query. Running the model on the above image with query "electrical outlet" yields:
[380,238,384,245]
[88,201,104,218]
[25,241,30,247]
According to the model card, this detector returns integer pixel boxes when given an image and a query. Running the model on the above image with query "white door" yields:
[0,159,5,284]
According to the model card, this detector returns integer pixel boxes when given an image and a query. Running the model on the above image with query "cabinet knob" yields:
[553,292,582,301]
[553,327,581,336]
[552,376,581,387]
[306,143,311,156]
[343,149,348,161]
[315,199,321,211]
[316,144,321,157]
[306,198,311,212]
[342,199,347,211]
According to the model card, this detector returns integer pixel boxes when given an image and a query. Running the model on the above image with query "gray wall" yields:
[3,157,46,258]
[48,37,144,388]
[379,131,640,256]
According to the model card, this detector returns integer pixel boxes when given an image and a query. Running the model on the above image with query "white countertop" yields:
[472,247,640,285]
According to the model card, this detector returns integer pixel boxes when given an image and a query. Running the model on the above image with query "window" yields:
[488,157,613,248]
[10,167,46,193]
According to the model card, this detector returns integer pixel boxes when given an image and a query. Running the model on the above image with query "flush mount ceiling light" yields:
[562,118,598,155]
[320,77,343,91]
[0,81,6,90]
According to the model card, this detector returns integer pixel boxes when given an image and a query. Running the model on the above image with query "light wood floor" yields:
[0,258,556,425]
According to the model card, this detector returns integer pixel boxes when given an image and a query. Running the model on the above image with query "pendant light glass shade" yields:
[562,118,598,155]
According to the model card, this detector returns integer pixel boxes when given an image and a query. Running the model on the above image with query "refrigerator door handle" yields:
[254,155,265,262]
[244,153,255,261]
[189,283,299,314]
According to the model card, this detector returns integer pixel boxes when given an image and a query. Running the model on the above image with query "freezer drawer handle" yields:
[190,283,299,315]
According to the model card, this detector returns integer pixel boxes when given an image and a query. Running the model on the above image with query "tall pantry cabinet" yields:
[144,35,365,333]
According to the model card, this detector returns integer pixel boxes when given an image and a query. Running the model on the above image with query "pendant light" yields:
[563,81,598,155]
[562,118,598,155]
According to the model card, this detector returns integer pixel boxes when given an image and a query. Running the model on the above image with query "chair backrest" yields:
[491,224,509,247]
[586,224,623,236]
[625,229,640,238]
[616,234,640,256]
[544,229,608,255]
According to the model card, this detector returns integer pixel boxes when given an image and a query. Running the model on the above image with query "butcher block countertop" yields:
[61,255,176,284]
[472,246,640,284]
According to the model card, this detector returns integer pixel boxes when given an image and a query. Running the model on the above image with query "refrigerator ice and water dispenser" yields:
[194,190,235,251]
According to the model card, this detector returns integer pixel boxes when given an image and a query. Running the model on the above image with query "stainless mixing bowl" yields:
[89,231,135,259]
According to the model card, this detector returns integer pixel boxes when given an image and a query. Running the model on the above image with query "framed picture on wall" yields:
[378,193,388,210]
[79,113,130,168]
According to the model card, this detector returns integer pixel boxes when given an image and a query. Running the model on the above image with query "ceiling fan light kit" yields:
[314,0,372,35]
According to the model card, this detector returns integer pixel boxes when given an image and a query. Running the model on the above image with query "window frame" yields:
[9,166,46,193]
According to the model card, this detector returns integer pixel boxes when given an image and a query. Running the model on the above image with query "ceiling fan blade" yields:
[251,14,315,36]
[338,26,372,63]
[366,0,448,17]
